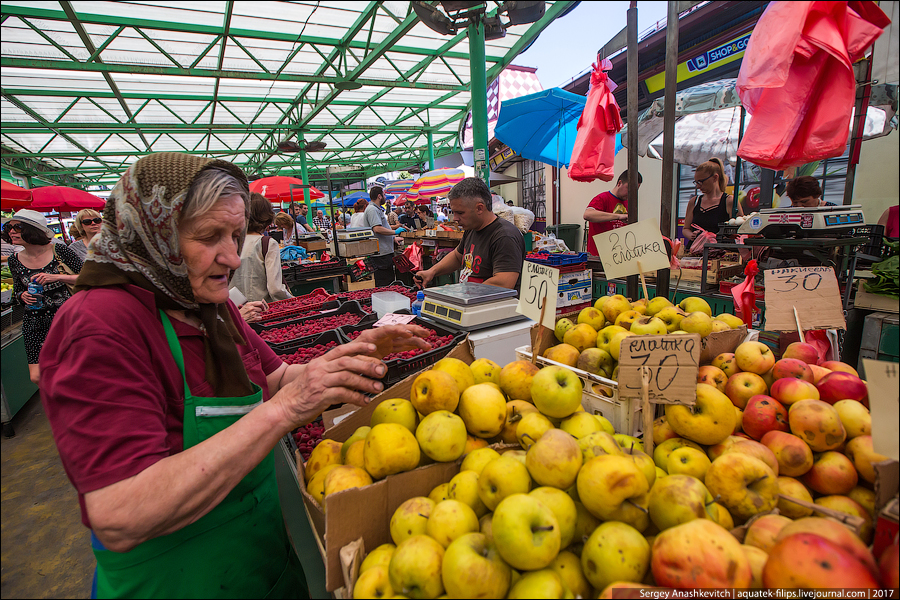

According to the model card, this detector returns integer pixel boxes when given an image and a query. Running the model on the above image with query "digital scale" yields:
[737,205,865,238]
[337,227,374,242]
[421,282,527,331]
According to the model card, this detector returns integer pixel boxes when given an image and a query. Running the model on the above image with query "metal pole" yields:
[427,130,435,171]
[626,2,640,301]
[732,106,745,217]
[299,141,312,213]
[844,58,872,206]
[657,0,679,300]
[468,18,491,187]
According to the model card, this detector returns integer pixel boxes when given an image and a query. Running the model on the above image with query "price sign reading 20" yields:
[516,261,559,329]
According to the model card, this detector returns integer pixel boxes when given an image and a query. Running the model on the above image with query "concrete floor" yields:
[1,393,94,599]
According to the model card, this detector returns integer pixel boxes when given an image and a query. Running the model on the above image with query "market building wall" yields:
[854,131,899,225]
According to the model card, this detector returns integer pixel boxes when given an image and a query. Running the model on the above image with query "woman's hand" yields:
[31,272,60,285]
[356,324,433,359]
[273,342,387,426]
[20,290,37,305]
[238,301,266,323]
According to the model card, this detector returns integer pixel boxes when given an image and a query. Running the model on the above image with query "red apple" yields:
[763,533,879,589]
[770,377,820,406]
[697,365,728,393]
[771,358,814,382]
[724,372,768,409]
[801,451,858,496]
[809,364,833,383]
[820,361,859,377]
[782,341,821,365]
[742,395,789,440]
[880,541,899,589]
[816,372,868,407]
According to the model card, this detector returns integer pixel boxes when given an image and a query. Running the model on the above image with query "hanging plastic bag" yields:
[688,225,718,255]
[569,58,623,182]
[731,260,760,327]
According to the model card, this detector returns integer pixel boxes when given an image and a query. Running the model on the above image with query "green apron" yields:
[91,310,307,599]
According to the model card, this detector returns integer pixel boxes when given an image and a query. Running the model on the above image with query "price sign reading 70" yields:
[617,334,701,405]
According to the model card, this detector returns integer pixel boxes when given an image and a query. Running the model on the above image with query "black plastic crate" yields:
[337,316,467,387]
[336,281,418,306]
[249,300,342,333]
[274,330,345,364]
[262,301,368,353]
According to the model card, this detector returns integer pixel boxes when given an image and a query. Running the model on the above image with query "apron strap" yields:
[158,310,192,401]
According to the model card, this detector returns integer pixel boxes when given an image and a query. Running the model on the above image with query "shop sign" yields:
[594,218,670,280]
[490,145,518,170]
[763,266,846,331]
[517,260,559,329]
[618,334,701,405]
[645,31,752,93]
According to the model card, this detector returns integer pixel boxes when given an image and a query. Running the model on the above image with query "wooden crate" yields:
[297,239,327,252]
[674,260,743,285]
[343,276,374,291]
[337,239,378,257]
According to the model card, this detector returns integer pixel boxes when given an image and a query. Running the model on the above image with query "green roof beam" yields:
[86,25,124,62]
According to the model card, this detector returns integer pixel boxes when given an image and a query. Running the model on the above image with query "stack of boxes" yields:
[555,263,592,317]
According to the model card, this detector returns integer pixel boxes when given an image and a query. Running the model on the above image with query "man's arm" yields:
[584,207,627,224]
[414,249,463,287]
[482,272,519,289]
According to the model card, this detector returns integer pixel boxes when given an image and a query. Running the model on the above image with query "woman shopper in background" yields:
[231,193,292,304]
[69,208,104,261]
[683,159,741,243]
[5,209,83,384]
[39,152,430,599]
[349,199,369,228]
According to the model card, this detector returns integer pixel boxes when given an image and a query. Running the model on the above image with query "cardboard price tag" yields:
[861,359,900,461]
[373,313,417,327]
[763,267,846,331]
[593,218,670,280]
[618,334,701,405]
[516,261,559,329]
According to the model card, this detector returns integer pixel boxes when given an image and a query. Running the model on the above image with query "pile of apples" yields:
[548,294,745,380]
[303,348,899,598]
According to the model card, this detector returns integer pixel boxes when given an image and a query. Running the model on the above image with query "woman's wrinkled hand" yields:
[31,272,59,285]
[356,324,433,359]
[275,342,387,425]
[238,301,266,323]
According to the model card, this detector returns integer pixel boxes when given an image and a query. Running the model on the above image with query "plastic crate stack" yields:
[525,252,592,319]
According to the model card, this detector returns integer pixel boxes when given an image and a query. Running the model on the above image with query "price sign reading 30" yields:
[763,266,846,331]
[516,261,559,329]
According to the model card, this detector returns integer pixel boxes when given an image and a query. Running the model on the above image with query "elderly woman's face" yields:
[179,194,245,304]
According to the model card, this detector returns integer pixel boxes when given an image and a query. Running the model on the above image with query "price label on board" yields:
[516,261,559,329]
[618,334,701,405]
[861,359,899,461]
[593,218,670,280]
[763,267,846,331]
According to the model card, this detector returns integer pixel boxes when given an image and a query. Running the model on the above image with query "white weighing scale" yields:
[421,282,527,331]
[737,205,865,238]
[337,227,374,241]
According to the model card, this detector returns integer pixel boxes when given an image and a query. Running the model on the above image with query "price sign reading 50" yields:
[516,261,559,329]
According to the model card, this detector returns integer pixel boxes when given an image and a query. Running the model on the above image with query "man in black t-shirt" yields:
[414,178,525,290]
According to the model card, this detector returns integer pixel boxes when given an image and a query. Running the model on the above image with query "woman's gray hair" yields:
[181,167,249,224]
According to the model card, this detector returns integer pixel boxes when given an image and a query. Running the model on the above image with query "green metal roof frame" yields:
[1,1,576,189]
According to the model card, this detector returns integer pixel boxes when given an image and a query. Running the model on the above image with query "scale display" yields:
[422,283,525,331]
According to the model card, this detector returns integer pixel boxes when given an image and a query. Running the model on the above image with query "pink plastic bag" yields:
[688,225,717,255]
[736,1,889,169]
[731,260,760,327]
[569,58,623,182]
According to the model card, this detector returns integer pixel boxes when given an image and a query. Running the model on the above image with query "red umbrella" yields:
[29,186,105,212]
[1,180,33,210]
[250,176,325,203]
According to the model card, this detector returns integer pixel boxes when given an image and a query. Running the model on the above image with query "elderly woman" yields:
[6,209,83,384]
[68,208,104,261]
[785,176,836,208]
[39,153,430,598]
[273,211,297,243]
[231,193,292,304]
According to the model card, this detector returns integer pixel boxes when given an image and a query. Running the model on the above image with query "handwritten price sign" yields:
[763,267,846,331]
[618,334,701,405]
[516,261,559,329]
[861,359,899,461]
[594,219,670,280]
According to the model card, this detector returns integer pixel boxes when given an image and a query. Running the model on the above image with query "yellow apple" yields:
[460,447,501,476]
[706,502,734,530]
[530,486,577,548]
[628,451,657,488]
[305,439,342,483]
[705,453,778,523]
[470,358,502,385]
[410,369,460,415]
[555,317,576,342]
[543,343,580,367]
[448,470,490,518]
[647,296,674,316]
[652,415,679,445]
[666,446,712,480]
[531,365,583,419]
[833,399,871,439]
[323,466,373,501]
[681,311,714,337]
[575,347,615,378]
[499,400,539,444]
[679,296,712,316]
[577,455,650,531]
[734,341,776,375]
[354,565,393,599]
[360,543,395,574]
[457,382,506,439]
[388,535,445,599]
[594,414,615,435]
[666,383,736,445]
[744,514,792,553]
[723,439,779,475]
[578,306,607,330]
[441,533,511,599]
[306,464,340,506]
[341,426,371,462]
[499,360,540,402]
[615,309,642,330]
[516,411,554,450]
[416,410,467,463]
[742,544,768,590]
[391,496,436,545]
[582,521,650,592]
[697,365,729,393]
[844,435,889,484]
[596,325,628,354]
[426,499,479,548]
[344,439,366,470]
[652,437,705,471]
[631,298,649,314]
[716,313,745,329]
[564,323,598,353]
[724,372,769,409]
[492,493,561,571]
[656,306,687,333]
[526,429,583,489]
[431,357,475,395]
[630,316,668,336]
[712,352,741,378]
[614,434,644,454]
[550,551,592,599]
[477,455,532,511]
[507,569,565,599]
[560,411,602,439]
[776,476,815,518]
[371,398,418,433]
[429,482,451,504]
[363,423,421,479]
[601,295,633,324]
[609,330,636,361]
[647,473,714,531]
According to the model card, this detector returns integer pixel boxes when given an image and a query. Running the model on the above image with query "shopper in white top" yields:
[231,193,292,304]
[349,199,369,228]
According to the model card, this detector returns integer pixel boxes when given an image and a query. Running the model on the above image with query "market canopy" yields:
[0,1,578,191]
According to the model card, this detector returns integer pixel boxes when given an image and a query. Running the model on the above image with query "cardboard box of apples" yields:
[299,321,899,597]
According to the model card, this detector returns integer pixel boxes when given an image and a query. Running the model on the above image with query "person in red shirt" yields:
[878,204,899,239]
[583,170,642,255]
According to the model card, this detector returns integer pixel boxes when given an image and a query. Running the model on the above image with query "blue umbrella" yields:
[341,191,370,204]
[494,88,587,168]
